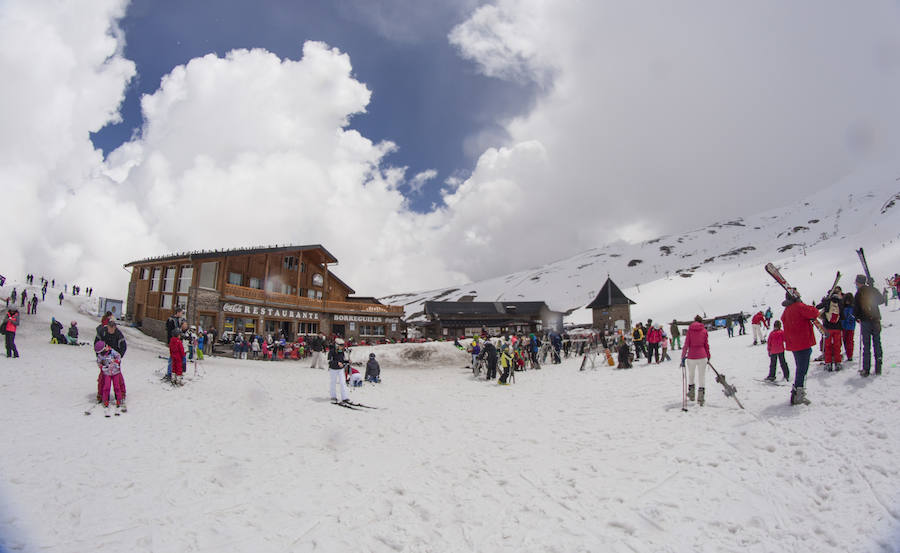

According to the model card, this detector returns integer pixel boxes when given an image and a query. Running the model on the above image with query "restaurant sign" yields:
[223,302,320,321]
[334,314,401,324]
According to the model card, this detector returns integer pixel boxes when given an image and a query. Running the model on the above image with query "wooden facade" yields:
[125,245,404,343]
[422,301,564,339]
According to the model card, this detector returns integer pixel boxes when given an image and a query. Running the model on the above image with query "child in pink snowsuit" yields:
[95,341,125,408]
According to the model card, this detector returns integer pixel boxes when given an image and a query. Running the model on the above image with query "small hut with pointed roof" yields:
[586,277,636,332]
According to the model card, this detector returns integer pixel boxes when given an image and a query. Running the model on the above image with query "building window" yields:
[140,268,149,280]
[151,268,161,291]
[249,277,263,290]
[360,325,385,336]
[283,256,298,270]
[307,289,316,299]
[391,323,397,332]
[199,262,218,289]
[300,262,306,273]
[163,267,176,293]
[161,294,174,309]
[312,273,324,287]
[315,290,323,300]
[178,265,193,293]
[298,322,318,335]
[228,272,243,286]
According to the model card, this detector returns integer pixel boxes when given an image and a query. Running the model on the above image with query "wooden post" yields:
[323,262,329,303]
[296,250,303,296]
[264,254,271,293]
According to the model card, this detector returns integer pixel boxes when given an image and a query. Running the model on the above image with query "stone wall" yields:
[140,317,168,343]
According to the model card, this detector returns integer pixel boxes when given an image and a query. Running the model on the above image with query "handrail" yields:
[222,284,404,316]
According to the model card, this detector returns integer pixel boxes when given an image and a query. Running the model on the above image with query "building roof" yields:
[585,277,636,309]
[124,244,339,267]
[424,301,552,318]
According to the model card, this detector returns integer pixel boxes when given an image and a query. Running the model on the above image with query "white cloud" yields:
[440,0,900,280]
[407,169,438,194]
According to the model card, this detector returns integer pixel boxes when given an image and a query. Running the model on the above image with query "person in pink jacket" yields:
[764,320,790,381]
[680,315,711,405]
[95,340,125,414]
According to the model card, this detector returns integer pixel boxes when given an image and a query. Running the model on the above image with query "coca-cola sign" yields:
[222,302,320,320]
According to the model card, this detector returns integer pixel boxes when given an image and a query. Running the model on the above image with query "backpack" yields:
[824,296,841,324]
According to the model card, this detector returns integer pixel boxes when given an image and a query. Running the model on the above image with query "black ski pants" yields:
[486,359,498,380]
[767,352,789,380]
[5,331,18,357]
[634,341,646,359]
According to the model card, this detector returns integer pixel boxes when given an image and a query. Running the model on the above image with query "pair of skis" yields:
[332,400,377,410]
[764,262,829,335]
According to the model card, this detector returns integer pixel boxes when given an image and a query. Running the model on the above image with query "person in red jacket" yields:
[681,315,711,405]
[645,325,662,364]
[764,320,790,381]
[169,326,186,386]
[781,292,822,405]
[751,311,766,345]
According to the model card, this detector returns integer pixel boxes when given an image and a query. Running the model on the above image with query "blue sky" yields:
[90,0,535,212]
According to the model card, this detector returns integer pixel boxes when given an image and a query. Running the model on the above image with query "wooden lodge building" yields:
[586,277,635,332]
[124,244,405,343]
[422,300,564,339]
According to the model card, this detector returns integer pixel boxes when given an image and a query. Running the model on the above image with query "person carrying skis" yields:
[751,311,766,345]
[764,320,790,382]
[681,315,710,406]
[816,286,845,371]
[854,274,884,377]
[781,291,821,405]
[328,338,350,403]
[840,293,856,362]
[2,307,20,358]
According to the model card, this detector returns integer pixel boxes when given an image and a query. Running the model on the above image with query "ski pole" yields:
[681,362,688,412]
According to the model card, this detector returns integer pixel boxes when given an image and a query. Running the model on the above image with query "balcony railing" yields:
[222,284,404,315]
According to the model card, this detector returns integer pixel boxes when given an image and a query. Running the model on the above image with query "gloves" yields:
[680,358,686,368]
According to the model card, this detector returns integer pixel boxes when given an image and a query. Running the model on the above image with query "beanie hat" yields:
[369,353,375,358]
[94,340,106,353]
[856,274,868,286]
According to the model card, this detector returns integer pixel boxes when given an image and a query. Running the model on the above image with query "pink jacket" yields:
[681,322,710,360]
[647,328,662,344]
[767,329,786,355]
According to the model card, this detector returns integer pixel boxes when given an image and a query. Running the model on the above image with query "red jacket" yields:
[681,322,710,360]
[781,301,820,351]
[766,329,786,355]
[752,312,765,325]
[647,328,662,344]
[169,336,185,375]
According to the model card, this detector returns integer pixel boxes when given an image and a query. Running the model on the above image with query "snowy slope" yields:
[0,277,899,552]
[387,164,900,326]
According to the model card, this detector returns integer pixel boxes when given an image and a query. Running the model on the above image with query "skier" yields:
[169,326,186,386]
[20,289,27,308]
[365,353,381,383]
[2,307,20,358]
[310,333,326,369]
[482,340,498,380]
[328,338,350,403]
[50,317,65,344]
[781,291,821,405]
[164,307,185,380]
[9,288,16,306]
[646,324,661,364]
[726,317,734,338]
[498,343,513,384]
[751,311,766,345]
[681,315,710,406]
[632,323,646,360]
[58,291,64,306]
[816,286,845,371]
[94,340,125,414]
[764,320,790,381]
[67,321,79,345]
[737,312,747,335]
[669,320,681,350]
[840,293,856,362]
[854,274,884,377]
[660,330,672,362]
[29,295,37,316]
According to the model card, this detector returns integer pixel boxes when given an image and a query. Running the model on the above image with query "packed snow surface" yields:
[1,282,899,552]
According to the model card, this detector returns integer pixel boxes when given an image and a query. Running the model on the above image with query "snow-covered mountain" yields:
[386,164,900,325]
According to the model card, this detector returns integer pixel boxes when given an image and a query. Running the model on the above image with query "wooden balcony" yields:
[222,284,404,316]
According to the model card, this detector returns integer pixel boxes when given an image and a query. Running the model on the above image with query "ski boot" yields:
[790,386,810,405]
[697,387,705,406]
[834,363,842,372]
[860,368,870,377]
[824,363,833,372]
[687,384,695,402]
[764,375,776,382]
